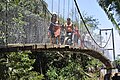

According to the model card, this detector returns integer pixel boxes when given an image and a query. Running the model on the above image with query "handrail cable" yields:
[83,31,112,49]
[83,30,112,49]
[75,8,78,22]
[102,31,112,48]
[73,0,110,48]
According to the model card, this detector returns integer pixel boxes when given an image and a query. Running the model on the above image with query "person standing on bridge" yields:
[48,14,57,44]
[64,18,73,45]
[54,20,61,45]
[73,25,80,47]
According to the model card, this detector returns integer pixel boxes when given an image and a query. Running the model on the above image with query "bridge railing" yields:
[81,34,102,53]
[0,0,110,59]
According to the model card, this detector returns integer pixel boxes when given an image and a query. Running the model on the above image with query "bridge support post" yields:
[100,28,115,61]
[111,28,115,61]
[5,0,8,46]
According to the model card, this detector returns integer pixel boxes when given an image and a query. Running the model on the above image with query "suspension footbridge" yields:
[0,0,115,79]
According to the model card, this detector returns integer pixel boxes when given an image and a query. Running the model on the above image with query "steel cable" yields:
[73,0,111,48]
[102,31,112,48]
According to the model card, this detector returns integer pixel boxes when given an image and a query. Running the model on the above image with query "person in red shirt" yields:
[54,20,61,45]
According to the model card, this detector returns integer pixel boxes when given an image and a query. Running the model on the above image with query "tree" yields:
[6,51,44,80]
[97,0,120,34]
[78,13,99,34]
[45,51,102,80]
[113,58,120,72]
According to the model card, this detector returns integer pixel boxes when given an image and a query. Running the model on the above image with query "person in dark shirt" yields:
[48,14,57,44]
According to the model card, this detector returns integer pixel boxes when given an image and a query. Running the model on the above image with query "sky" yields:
[45,0,120,61]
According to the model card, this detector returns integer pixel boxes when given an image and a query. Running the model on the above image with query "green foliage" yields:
[113,58,120,66]
[84,16,99,29]
[46,61,85,80]
[0,50,103,80]
[99,0,120,15]
[46,52,102,80]
[0,53,8,79]
[80,15,99,34]
[115,60,120,66]
[6,51,44,80]
[87,58,102,67]
[98,0,120,34]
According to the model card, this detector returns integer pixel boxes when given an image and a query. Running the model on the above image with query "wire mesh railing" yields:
[0,0,52,46]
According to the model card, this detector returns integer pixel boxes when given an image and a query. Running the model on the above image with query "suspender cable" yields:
[75,8,78,26]
[71,0,74,21]
[73,0,105,48]
[68,0,70,18]
[63,0,65,24]
[75,8,77,21]
[52,0,53,13]
[58,0,60,19]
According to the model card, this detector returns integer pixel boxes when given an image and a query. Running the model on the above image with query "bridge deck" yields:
[0,43,112,68]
